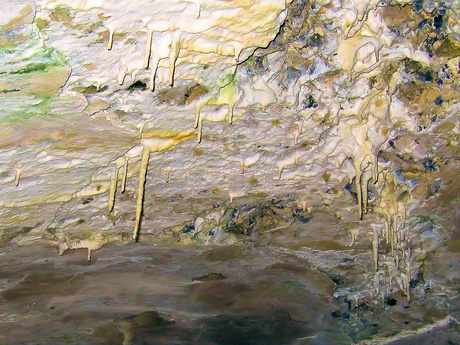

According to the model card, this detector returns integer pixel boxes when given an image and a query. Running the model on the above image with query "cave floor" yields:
[0,239,458,345]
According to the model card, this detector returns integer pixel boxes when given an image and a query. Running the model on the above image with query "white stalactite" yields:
[108,165,119,212]
[121,156,129,194]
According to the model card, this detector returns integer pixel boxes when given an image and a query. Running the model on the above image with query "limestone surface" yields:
[0,0,459,344]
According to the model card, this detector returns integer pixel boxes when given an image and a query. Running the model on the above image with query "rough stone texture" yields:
[0,0,459,344]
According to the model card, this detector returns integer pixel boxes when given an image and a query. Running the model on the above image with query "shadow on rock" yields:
[197,311,313,345]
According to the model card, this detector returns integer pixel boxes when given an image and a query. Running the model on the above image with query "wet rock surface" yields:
[0,242,341,345]
[1,222,459,345]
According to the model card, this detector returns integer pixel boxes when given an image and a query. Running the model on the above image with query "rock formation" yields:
[0,0,459,344]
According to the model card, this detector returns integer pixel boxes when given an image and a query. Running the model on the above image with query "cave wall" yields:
[0,0,459,312]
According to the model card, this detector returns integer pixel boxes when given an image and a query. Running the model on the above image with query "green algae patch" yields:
[240,55,266,75]
[0,36,71,121]
[9,62,50,75]
[0,35,69,100]
[0,40,67,74]
[0,95,55,122]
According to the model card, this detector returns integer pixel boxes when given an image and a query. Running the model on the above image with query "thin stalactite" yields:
[133,145,151,241]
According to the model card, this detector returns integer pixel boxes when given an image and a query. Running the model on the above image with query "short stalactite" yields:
[238,153,262,174]
[14,167,22,187]
[276,151,301,180]
[347,227,360,247]
[194,105,229,143]
[58,235,117,262]
[165,167,171,183]
[106,24,117,50]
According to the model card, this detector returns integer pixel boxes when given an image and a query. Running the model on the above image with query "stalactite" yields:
[58,235,116,262]
[194,105,229,143]
[149,58,160,91]
[117,59,127,85]
[238,153,261,174]
[169,34,181,87]
[133,145,151,241]
[228,187,246,203]
[296,119,304,134]
[131,130,195,240]
[107,25,116,50]
[165,168,171,183]
[371,223,381,271]
[276,151,301,180]
[108,165,119,212]
[121,156,129,194]
[348,227,360,247]
[196,111,204,143]
[356,170,365,220]
[144,27,154,68]
[292,127,300,145]
[400,272,411,302]
[194,103,202,129]
[352,155,372,220]
[226,101,235,125]
[298,199,308,212]
[361,167,373,216]
[239,161,245,174]
[371,169,415,302]
[138,122,146,139]
[187,0,201,18]
[14,167,22,186]
[144,31,176,91]
[194,75,241,132]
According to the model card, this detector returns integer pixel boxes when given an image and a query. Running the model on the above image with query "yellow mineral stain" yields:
[374,96,384,108]
[249,177,259,185]
[193,148,204,156]
[437,35,460,58]
[49,8,73,22]
[141,129,196,152]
